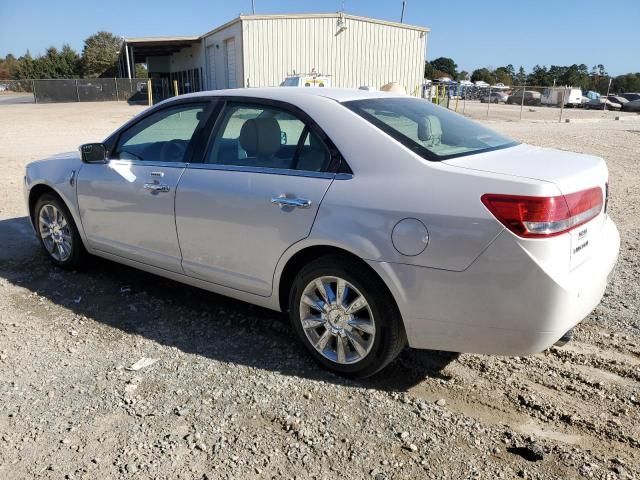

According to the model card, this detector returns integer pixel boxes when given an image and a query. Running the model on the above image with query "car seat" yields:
[239,117,288,168]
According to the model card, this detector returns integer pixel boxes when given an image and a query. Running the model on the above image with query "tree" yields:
[58,44,81,77]
[429,57,457,78]
[494,64,515,85]
[424,61,435,79]
[528,64,550,86]
[470,68,495,84]
[515,66,526,85]
[559,64,589,89]
[13,45,81,79]
[457,70,469,81]
[135,63,148,78]
[81,31,121,77]
[612,73,640,93]
[0,54,19,79]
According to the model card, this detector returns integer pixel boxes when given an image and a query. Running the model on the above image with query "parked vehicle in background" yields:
[282,72,331,88]
[507,90,542,105]
[474,80,490,88]
[491,83,510,91]
[620,93,640,102]
[585,97,622,111]
[622,99,640,112]
[480,92,508,103]
[541,87,583,107]
[24,88,619,378]
[606,95,628,106]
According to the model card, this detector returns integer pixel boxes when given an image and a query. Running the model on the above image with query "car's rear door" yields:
[77,100,213,272]
[175,100,338,296]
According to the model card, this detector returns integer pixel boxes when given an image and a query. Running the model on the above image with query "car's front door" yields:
[77,101,211,272]
[175,101,337,296]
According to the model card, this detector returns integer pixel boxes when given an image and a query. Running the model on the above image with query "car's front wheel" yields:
[289,255,406,378]
[34,193,87,269]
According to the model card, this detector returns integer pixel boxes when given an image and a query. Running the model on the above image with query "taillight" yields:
[481,187,603,238]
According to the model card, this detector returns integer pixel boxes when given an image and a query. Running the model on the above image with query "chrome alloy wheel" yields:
[38,204,72,262]
[299,276,376,364]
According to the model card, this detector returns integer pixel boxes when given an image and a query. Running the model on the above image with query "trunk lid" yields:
[442,144,608,196]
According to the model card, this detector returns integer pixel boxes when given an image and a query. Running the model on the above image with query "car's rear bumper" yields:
[368,216,620,355]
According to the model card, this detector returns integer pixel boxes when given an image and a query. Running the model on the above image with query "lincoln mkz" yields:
[24,88,620,377]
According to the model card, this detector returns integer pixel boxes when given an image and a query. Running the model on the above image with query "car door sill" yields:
[91,248,280,312]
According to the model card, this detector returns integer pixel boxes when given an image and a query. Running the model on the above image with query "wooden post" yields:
[173,79,179,97]
[147,79,153,105]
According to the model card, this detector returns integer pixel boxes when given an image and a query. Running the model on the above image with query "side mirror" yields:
[80,143,107,163]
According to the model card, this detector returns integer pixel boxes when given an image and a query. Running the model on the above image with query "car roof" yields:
[175,87,405,104]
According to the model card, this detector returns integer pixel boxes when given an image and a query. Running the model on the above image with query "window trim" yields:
[187,162,339,179]
[343,99,519,162]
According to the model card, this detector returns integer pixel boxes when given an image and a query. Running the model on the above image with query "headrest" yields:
[239,117,281,156]
[417,115,442,147]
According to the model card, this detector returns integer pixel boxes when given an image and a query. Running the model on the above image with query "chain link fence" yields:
[0,78,184,105]
[422,83,635,122]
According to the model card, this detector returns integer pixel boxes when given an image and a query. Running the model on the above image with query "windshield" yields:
[345,97,517,160]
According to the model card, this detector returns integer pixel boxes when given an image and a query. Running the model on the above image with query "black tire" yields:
[288,254,407,378]
[34,193,88,269]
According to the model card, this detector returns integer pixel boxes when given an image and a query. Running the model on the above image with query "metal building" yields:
[120,13,429,98]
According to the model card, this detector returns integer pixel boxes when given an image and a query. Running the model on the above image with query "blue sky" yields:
[1,0,638,75]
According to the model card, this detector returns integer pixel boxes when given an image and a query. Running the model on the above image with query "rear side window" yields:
[206,104,331,172]
[344,97,517,160]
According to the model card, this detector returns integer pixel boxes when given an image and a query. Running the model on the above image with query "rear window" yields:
[344,97,518,160]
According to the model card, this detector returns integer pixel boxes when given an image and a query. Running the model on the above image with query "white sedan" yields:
[24,88,620,377]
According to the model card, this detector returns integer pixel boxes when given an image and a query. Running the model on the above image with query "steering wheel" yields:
[160,139,187,162]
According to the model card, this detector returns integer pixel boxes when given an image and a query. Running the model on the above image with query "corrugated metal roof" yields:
[141,13,430,43]
[239,13,429,33]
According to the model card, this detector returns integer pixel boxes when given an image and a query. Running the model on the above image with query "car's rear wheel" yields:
[35,193,87,269]
[289,255,406,378]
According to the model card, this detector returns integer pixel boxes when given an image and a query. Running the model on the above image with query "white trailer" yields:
[541,87,582,107]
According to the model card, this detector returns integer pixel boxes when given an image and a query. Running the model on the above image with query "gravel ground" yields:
[0,101,638,480]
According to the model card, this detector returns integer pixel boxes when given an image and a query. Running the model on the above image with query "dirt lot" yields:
[0,100,638,480]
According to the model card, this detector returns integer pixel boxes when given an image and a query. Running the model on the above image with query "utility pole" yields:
[400,1,406,23]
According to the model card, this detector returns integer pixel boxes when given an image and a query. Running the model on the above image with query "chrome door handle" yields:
[271,196,311,209]
[144,183,170,192]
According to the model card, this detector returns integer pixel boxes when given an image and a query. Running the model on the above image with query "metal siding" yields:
[202,21,243,90]
[225,37,237,88]
[206,45,216,89]
[241,16,427,94]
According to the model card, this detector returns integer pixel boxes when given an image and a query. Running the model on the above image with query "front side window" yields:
[115,104,206,163]
[206,104,331,172]
[344,97,517,160]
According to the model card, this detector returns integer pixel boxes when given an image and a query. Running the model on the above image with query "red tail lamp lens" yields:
[481,187,603,238]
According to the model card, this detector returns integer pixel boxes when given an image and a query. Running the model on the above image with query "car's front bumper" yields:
[367,216,620,355]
